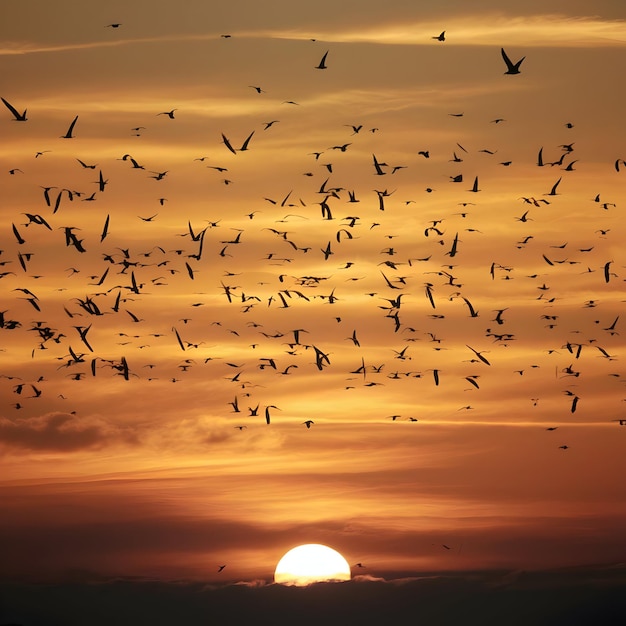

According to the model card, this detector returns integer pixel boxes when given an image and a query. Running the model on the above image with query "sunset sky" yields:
[1,1,626,612]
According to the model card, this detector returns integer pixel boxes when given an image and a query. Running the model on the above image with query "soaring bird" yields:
[61,115,79,138]
[315,50,329,69]
[501,48,525,74]
[1,97,27,121]
[432,31,446,41]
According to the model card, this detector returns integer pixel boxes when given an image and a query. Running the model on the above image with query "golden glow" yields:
[274,544,351,586]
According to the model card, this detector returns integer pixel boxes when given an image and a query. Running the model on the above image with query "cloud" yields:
[258,15,626,47]
[0,412,138,451]
[2,564,625,626]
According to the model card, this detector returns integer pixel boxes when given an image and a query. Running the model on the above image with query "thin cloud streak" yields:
[2,15,624,58]
[258,15,626,47]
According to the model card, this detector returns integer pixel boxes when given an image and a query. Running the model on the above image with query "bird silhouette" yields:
[501,48,525,74]
[158,109,177,119]
[1,96,27,121]
[61,115,79,138]
[315,50,329,69]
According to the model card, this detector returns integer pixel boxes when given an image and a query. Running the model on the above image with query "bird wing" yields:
[501,48,514,71]
[64,115,79,138]
[1,97,23,119]
[222,133,237,154]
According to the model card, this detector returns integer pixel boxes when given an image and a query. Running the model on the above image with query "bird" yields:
[221,132,254,154]
[61,115,79,138]
[1,96,28,121]
[432,31,446,41]
[264,405,280,424]
[158,109,177,119]
[302,420,314,428]
[501,48,525,74]
[545,177,562,196]
[76,158,97,169]
[466,345,491,366]
[315,50,329,69]
[372,154,386,175]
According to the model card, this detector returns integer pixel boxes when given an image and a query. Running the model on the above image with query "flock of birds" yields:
[1,26,625,451]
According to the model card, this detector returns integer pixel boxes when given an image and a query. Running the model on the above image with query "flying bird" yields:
[432,31,446,41]
[158,109,177,119]
[61,115,79,139]
[1,96,27,121]
[315,50,329,69]
[501,48,525,75]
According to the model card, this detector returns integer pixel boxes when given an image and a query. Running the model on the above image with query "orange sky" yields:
[1,0,626,585]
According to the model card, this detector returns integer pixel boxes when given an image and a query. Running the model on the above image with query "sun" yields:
[274,544,351,586]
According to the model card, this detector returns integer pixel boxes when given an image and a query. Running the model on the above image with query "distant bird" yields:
[466,344,490,365]
[106,23,122,28]
[217,564,226,572]
[265,405,280,424]
[221,132,254,154]
[158,109,177,119]
[315,50,329,69]
[1,96,28,121]
[61,115,79,139]
[501,48,525,75]
[302,420,314,428]
[545,177,562,196]
[432,31,446,41]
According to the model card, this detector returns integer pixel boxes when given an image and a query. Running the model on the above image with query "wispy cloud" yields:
[259,15,626,47]
[1,15,624,57]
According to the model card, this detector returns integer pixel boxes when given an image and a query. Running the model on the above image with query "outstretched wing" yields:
[500,48,514,71]
[1,97,25,120]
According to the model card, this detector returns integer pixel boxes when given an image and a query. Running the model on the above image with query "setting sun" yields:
[274,544,351,586]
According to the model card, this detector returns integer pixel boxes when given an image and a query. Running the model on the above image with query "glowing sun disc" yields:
[274,544,351,586]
